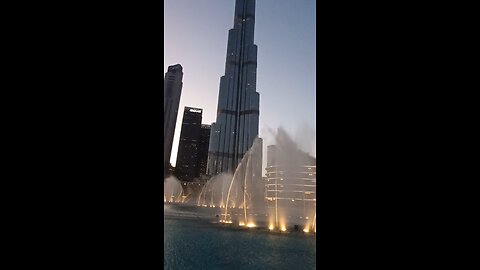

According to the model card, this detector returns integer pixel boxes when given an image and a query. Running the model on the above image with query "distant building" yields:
[164,64,183,179]
[175,107,210,182]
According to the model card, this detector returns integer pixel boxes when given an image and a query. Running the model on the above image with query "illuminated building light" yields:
[246,223,256,228]
[280,225,287,232]
[239,222,245,226]
[269,225,274,230]
[303,228,309,233]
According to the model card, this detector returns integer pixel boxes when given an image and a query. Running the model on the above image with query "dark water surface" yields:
[164,204,316,270]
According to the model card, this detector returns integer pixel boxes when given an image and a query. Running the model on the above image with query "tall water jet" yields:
[223,161,243,222]
[243,150,252,224]
[222,138,263,224]
[197,173,233,208]
[197,180,209,206]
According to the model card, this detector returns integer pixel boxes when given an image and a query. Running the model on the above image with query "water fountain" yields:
[264,128,316,233]
[165,128,316,235]
[191,129,316,234]
[164,176,184,203]
[221,137,263,226]
[197,173,233,208]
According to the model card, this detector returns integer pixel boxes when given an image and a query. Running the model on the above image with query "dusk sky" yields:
[165,0,316,173]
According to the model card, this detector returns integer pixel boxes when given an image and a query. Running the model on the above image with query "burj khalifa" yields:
[206,0,260,176]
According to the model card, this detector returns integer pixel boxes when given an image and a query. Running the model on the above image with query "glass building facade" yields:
[164,64,183,179]
[175,107,203,182]
[207,0,260,176]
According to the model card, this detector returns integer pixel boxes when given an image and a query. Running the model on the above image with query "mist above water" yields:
[164,176,183,203]
[264,127,316,231]
[294,123,316,158]
[265,125,316,159]
[271,127,316,168]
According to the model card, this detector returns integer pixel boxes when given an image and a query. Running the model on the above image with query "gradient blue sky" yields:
[165,0,316,172]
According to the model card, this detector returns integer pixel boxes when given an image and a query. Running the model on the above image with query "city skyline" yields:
[164,0,316,171]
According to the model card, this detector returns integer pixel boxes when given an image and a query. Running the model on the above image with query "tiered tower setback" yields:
[207,0,260,176]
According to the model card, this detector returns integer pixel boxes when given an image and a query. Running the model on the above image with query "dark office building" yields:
[198,124,211,176]
[164,64,183,179]
[175,107,210,182]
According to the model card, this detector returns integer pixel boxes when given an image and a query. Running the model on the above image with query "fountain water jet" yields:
[264,127,316,231]
[164,176,184,203]
[190,128,316,234]
[222,138,262,225]
[196,173,233,208]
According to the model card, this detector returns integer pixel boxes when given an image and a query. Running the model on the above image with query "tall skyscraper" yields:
[175,107,204,182]
[164,64,183,179]
[207,0,260,176]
